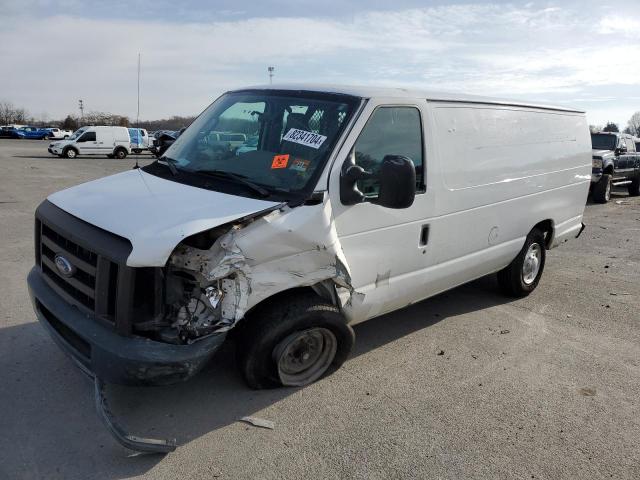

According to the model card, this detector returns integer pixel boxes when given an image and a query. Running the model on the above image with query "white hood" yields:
[47,169,281,267]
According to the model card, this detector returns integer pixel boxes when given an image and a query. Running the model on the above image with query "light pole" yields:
[268,66,275,84]
[78,99,84,124]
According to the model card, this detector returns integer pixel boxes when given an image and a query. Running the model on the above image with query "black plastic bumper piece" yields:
[28,267,227,386]
[95,377,177,454]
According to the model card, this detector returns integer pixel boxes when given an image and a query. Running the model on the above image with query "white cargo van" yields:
[28,85,591,451]
[48,126,131,159]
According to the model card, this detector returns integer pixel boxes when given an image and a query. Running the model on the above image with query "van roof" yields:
[232,83,585,114]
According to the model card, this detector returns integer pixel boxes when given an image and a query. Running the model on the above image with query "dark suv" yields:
[590,132,640,202]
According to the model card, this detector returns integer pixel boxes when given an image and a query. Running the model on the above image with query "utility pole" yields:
[78,99,84,124]
[268,66,275,84]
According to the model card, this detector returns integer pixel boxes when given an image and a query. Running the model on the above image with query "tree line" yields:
[3,98,640,137]
[0,100,195,132]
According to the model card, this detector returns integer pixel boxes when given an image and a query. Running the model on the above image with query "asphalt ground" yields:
[0,139,638,479]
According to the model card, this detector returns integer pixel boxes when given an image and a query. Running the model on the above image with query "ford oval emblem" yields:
[54,254,76,277]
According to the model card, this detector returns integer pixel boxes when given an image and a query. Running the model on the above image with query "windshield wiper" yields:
[157,156,179,176]
[194,169,270,197]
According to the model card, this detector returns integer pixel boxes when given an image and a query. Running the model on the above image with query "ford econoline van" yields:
[28,85,591,450]
[48,126,131,158]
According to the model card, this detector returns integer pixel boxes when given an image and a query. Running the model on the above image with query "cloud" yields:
[1,2,639,127]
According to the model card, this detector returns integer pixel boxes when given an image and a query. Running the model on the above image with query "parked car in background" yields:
[208,131,247,152]
[634,137,640,152]
[128,128,153,153]
[45,127,73,139]
[11,126,51,139]
[235,135,258,156]
[590,131,640,202]
[0,126,17,138]
[48,126,131,159]
[150,128,184,157]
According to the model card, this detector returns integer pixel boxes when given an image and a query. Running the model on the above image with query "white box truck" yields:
[28,85,591,452]
[48,126,131,158]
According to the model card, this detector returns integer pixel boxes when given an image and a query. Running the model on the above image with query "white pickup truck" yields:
[46,128,73,139]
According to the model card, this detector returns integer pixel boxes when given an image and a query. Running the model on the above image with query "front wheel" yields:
[497,228,546,297]
[63,147,77,159]
[592,174,612,203]
[236,293,354,389]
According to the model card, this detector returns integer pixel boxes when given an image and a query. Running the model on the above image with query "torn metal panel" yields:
[170,198,362,328]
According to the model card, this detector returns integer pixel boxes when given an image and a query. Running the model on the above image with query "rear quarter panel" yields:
[425,102,590,268]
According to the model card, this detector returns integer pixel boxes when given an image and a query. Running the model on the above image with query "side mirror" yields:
[340,154,416,209]
[375,155,416,209]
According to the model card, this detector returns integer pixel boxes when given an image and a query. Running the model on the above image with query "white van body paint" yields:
[47,169,281,267]
[45,84,591,329]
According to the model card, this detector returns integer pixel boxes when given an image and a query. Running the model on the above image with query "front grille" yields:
[37,219,118,324]
[35,200,158,337]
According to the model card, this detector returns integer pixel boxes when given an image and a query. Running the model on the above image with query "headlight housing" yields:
[592,158,603,168]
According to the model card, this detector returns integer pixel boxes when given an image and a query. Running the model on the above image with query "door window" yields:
[78,132,96,142]
[353,106,424,197]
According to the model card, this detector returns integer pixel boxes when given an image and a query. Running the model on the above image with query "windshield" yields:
[591,133,617,151]
[157,90,358,199]
[68,127,87,140]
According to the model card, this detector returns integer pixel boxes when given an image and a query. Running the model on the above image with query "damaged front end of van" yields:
[27,195,359,453]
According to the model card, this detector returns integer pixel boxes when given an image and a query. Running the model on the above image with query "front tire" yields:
[63,147,77,159]
[592,174,612,203]
[236,292,354,389]
[497,228,546,297]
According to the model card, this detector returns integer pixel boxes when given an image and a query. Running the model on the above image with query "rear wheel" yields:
[592,174,611,203]
[497,228,546,297]
[113,148,127,159]
[236,292,354,389]
[628,177,640,197]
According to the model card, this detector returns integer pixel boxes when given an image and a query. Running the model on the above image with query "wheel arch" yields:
[63,145,79,155]
[532,219,554,249]
[239,282,342,327]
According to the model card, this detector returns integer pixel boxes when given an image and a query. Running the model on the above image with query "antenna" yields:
[134,53,141,169]
[268,66,275,84]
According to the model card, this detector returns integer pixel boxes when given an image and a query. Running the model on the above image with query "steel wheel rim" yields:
[274,327,337,387]
[522,243,542,285]
[67,150,76,158]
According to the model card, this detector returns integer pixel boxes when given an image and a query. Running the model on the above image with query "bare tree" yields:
[626,111,640,137]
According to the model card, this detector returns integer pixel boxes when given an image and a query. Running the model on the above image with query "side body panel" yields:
[329,100,591,324]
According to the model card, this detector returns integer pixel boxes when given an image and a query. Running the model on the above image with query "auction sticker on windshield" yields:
[282,129,327,149]
[271,154,290,169]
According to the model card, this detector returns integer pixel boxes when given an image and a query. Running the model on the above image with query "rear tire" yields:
[628,177,640,197]
[497,228,546,297]
[113,148,127,159]
[236,292,354,389]
[592,174,611,203]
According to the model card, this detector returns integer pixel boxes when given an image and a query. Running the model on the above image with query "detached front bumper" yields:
[28,266,226,386]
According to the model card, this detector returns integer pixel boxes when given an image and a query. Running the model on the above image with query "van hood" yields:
[47,169,281,267]
[591,149,613,158]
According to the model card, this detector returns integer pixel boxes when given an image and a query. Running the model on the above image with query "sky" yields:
[1,0,639,128]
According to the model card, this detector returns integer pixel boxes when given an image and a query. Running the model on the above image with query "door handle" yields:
[419,224,429,247]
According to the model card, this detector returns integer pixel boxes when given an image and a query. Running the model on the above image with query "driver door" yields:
[328,98,435,322]
[76,131,98,155]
